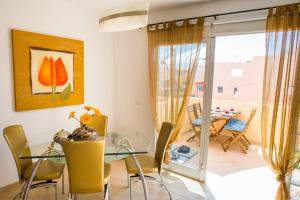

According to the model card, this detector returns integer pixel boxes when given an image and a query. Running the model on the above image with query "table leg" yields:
[118,137,149,200]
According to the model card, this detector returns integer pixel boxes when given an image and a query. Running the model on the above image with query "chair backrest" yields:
[187,102,202,124]
[187,105,195,124]
[63,140,105,194]
[3,125,32,182]
[88,115,108,137]
[193,102,202,117]
[245,108,257,130]
[154,122,174,172]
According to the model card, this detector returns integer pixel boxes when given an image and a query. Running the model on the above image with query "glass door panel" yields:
[162,37,215,180]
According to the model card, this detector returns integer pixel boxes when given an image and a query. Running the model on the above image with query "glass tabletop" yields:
[19,131,150,162]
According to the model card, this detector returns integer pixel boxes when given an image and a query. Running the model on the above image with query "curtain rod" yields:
[147,3,300,26]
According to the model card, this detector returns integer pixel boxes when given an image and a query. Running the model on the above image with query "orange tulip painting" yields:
[12,29,83,111]
[30,49,74,101]
[38,56,68,98]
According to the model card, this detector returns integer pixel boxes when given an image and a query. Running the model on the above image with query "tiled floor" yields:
[0,131,279,200]
[0,159,215,200]
[173,131,278,200]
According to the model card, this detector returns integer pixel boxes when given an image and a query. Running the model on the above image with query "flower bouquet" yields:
[68,106,101,141]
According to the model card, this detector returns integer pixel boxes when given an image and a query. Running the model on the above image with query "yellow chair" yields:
[63,140,111,200]
[3,125,65,200]
[88,115,108,137]
[124,122,174,199]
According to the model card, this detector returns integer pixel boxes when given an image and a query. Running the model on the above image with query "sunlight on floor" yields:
[206,166,278,200]
[168,172,207,197]
[172,131,278,200]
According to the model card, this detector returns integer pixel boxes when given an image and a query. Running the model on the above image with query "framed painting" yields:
[11,29,84,111]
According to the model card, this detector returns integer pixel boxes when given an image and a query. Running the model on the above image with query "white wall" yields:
[113,29,155,154]
[0,0,114,187]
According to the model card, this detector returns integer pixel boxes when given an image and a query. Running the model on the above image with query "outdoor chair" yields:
[186,102,202,142]
[223,108,256,153]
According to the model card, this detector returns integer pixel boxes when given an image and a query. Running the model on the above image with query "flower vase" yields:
[71,124,97,141]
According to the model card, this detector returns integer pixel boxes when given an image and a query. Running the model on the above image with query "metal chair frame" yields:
[128,173,172,200]
[15,149,65,200]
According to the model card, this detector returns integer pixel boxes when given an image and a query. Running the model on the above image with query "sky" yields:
[215,33,266,63]
[160,32,267,66]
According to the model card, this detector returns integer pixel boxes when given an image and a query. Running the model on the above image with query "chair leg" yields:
[104,180,111,200]
[129,175,132,200]
[242,134,251,145]
[186,126,201,142]
[225,132,249,153]
[127,173,130,188]
[217,135,227,152]
[108,180,111,200]
[12,183,27,200]
[158,173,164,184]
[108,181,111,200]
[239,137,249,150]
[55,183,58,200]
[237,140,248,154]
[62,170,65,194]
[225,133,242,151]
[68,193,76,200]
[143,174,172,200]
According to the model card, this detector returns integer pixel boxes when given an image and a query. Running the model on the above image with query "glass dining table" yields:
[18,131,150,200]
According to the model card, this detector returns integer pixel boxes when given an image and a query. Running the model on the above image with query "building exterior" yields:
[191,56,265,104]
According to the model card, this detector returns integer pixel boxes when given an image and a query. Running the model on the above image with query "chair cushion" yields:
[22,160,65,181]
[192,118,202,126]
[104,162,111,184]
[125,155,159,174]
[224,119,246,132]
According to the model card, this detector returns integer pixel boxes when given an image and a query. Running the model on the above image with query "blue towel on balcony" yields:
[192,118,202,126]
[224,119,246,132]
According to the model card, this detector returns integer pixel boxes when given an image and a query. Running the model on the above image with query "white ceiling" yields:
[64,0,216,13]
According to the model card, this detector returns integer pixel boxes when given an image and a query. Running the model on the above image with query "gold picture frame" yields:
[12,29,84,111]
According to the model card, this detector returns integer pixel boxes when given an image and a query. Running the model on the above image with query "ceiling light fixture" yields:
[99,3,149,32]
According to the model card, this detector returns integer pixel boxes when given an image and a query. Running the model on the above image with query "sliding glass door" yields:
[163,37,216,180]
[161,11,268,182]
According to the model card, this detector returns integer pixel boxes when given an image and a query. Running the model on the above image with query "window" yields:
[217,86,223,93]
[233,87,238,96]
[231,69,243,77]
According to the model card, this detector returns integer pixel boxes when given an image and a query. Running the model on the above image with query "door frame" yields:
[163,15,267,181]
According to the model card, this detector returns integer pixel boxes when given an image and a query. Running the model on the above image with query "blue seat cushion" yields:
[224,119,246,132]
[192,118,202,126]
